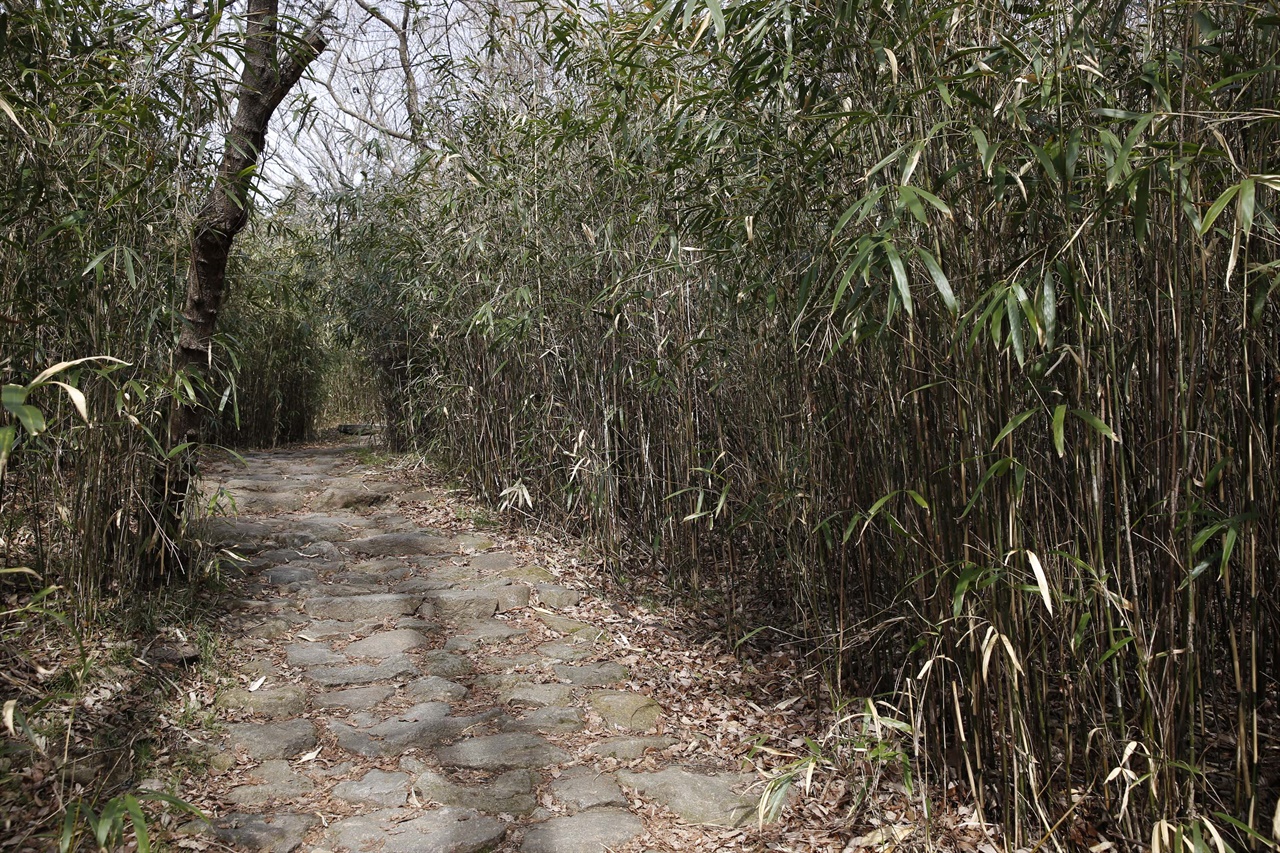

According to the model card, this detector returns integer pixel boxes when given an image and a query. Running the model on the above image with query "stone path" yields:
[180,443,759,852]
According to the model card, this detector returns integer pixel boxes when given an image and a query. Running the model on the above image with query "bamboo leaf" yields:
[917,248,957,314]
[883,241,912,316]
[1070,408,1119,442]
[1200,183,1240,236]
[991,409,1035,449]
[1026,550,1053,614]
[1052,404,1067,457]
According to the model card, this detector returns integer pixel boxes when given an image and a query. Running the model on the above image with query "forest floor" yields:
[2,437,1002,852]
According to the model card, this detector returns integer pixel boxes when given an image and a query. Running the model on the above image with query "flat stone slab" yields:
[329,703,477,757]
[617,767,755,827]
[406,675,468,703]
[539,615,605,641]
[589,691,661,731]
[502,706,585,734]
[585,736,678,760]
[477,580,530,612]
[235,492,305,513]
[295,619,378,640]
[284,642,346,667]
[503,683,574,709]
[536,640,597,662]
[437,732,569,771]
[323,807,506,853]
[217,685,307,719]
[306,657,418,686]
[349,532,451,557]
[331,768,411,808]
[520,808,643,853]
[264,565,317,585]
[455,620,526,646]
[535,584,581,609]
[226,719,317,760]
[549,769,627,813]
[500,564,555,583]
[554,662,628,687]
[207,812,318,853]
[416,768,537,816]
[422,650,473,679]
[427,589,499,621]
[313,485,392,510]
[225,759,315,805]
[313,684,396,710]
[303,593,419,621]
[344,628,429,659]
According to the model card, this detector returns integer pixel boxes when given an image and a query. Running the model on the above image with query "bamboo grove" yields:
[316,0,1280,844]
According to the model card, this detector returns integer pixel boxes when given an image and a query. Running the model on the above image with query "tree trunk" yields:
[147,1,333,580]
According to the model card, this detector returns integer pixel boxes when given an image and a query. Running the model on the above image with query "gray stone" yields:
[217,685,307,719]
[536,640,597,662]
[236,492,305,512]
[520,809,643,853]
[302,593,419,621]
[539,615,605,641]
[306,657,418,686]
[584,736,678,760]
[225,760,314,805]
[589,691,660,731]
[454,620,525,647]
[406,676,468,703]
[477,580,530,612]
[313,486,391,510]
[617,767,755,827]
[208,812,318,853]
[500,565,556,583]
[549,770,627,812]
[438,733,569,771]
[331,769,411,808]
[453,533,496,551]
[427,589,499,621]
[344,628,429,659]
[415,769,537,816]
[553,662,628,687]
[422,650,473,679]
[468,552,517,571]
[349,532,451,557]
[503,683,574,709]
[501,706,584,734]
[396,576,455,595]
[244,618,292,640]
[312,685,396,710]
[348,557,405,575]
[535,585,581,609]
[284,642,345,667]
[323,807,506,853]
[226,719,316,760]
[265,565,317,585]
[328,703,477,757]
[296,619,377,640]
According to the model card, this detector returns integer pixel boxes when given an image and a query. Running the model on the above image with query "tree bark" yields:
[148,0,333,579]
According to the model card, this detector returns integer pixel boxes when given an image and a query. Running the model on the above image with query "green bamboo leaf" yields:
[883,241,912,316]
[1052,404,1067,457]
[1237,177,1256,238]
[1070,408,1119,442]
[991,409,1035,449]
[962,457,1012,518]
[1200,183,1240,235]
[704,0,725,39]
[917,249,957,314]
[124,795,150,853]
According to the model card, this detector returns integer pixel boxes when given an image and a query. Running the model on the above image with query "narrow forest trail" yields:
[169,440,809,853]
